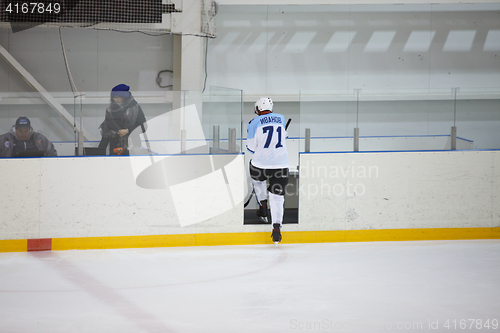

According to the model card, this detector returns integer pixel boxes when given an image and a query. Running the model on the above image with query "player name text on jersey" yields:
[260,116,282,125]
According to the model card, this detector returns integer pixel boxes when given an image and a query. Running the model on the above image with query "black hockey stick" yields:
[140,123,156,165]
[141,124,152,154]
[243,118,292,208]
[243,188,256,208]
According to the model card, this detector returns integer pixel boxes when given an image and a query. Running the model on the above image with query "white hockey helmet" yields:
[255,97,273,114]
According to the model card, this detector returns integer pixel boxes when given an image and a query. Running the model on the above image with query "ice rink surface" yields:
[1,240,499,333]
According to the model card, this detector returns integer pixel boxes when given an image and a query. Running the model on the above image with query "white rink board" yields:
[1,151,498,241]
[0,159,42,240]
[298,150,499,232]
[0,154,246,240]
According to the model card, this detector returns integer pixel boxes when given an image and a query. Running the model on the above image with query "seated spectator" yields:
[0,116,58,157]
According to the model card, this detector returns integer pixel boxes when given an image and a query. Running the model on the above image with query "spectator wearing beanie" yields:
[98,84,147,155]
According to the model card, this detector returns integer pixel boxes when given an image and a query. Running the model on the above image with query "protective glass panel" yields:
[299,88,500,152]
[206,86,243,154]
[0,89,244,157]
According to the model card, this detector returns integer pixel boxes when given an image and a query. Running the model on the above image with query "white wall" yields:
[0,28,174,93]
[207,4,500,96]
[2,4,499,97]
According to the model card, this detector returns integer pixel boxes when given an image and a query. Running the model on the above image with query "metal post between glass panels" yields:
[229,128,236,153]
[305,128,311,153]
[354,89,361,152]
[213,125,220,153]
[451,87,459,151]
[354,128,360,152]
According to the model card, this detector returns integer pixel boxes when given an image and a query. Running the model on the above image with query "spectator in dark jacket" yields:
[98,84,147,155]
[0,116,57,157]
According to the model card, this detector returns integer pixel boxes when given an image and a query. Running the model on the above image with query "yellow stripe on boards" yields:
[345,227,497,243]
[0,239,27,252]
[492,227,500,239]
[52,232,275,251]
[52,234,197,251]
[194,232,272,246]
[50,228,500,251]
[2,227,499,253]
[281,230,345,244]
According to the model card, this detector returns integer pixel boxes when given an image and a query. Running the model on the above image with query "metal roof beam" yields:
[0,42,96,141]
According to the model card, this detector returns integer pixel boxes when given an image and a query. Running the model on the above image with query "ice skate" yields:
[272,223,282,247]
[256,199,269,223]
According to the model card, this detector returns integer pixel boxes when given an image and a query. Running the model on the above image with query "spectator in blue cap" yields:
[0,116,57,157]
[98,84,147,155]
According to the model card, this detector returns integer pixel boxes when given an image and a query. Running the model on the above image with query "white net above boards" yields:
[0,0,217,37]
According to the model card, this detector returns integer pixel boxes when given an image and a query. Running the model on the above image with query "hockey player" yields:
[246,97,289,245]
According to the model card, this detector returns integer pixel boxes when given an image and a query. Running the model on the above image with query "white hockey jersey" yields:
[246,113,289,169]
